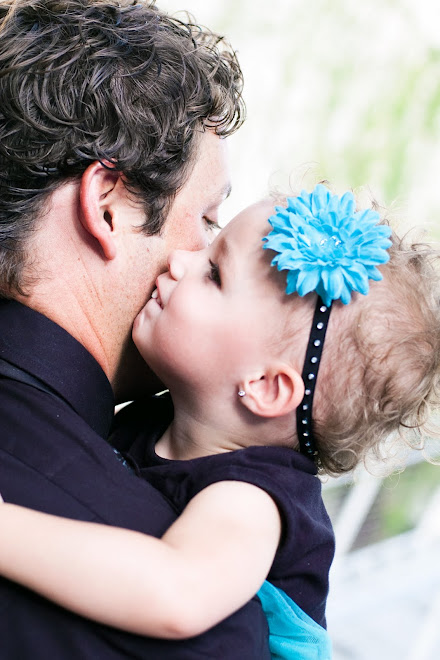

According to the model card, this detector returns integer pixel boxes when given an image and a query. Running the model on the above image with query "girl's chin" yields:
[133,296,158,331]
[132,308,149,346]
[132,309,143,334]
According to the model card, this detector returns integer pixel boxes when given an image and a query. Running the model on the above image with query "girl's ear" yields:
[79,161,122,261]
[239,363,305,419]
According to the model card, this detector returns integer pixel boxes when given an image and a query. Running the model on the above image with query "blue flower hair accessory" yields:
[262,184,392,461]
[262,184,392,306]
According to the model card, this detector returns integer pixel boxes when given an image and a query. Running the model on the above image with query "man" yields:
[0,1,270,657]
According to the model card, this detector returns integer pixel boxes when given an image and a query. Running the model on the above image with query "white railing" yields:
[324,449,440,660]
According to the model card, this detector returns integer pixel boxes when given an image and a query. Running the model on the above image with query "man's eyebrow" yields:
[222,183,232,200]
[212,183,232,205]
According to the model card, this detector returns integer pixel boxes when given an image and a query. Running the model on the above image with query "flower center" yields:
[319,234,343,248]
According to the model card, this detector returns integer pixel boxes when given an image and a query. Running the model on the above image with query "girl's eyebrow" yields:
[214,234,234,283]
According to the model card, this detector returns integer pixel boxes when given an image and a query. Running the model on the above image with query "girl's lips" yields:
[151,288,163,309]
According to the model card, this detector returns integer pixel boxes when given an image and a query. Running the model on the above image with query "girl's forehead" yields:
[225,199,275,241]
[219,201,287,286]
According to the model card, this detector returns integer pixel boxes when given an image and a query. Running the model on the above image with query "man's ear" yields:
[239,363,305,419]
[79,161,123,261]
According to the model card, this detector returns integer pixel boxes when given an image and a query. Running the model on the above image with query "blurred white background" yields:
[161,0,440,240]
[159,2,440,658]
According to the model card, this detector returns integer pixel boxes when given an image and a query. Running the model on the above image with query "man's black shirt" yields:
[0,299,270,659]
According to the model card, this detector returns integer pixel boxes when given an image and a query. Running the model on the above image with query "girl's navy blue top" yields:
[113,393,335,630]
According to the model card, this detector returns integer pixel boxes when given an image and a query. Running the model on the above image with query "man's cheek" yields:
[165,213,209,252]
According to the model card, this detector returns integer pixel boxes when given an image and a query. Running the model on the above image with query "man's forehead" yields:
[176,131,230,199]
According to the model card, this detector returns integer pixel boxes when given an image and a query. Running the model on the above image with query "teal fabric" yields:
[257,581,332,659]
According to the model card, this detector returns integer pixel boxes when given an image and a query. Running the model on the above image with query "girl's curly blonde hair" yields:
[312,231,440,476]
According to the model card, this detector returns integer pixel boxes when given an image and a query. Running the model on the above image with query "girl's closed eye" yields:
[208,259,221,287]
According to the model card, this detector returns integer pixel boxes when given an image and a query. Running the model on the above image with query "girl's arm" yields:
[0,481,281,639]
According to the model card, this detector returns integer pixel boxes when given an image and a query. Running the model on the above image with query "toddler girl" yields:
[0,185,438,659]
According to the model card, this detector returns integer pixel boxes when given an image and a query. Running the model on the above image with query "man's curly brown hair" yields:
[0,0,245,297]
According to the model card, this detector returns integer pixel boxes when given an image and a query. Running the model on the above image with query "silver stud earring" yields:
[238,390,246,398]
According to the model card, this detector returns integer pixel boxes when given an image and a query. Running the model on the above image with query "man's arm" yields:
[0,481,281,639]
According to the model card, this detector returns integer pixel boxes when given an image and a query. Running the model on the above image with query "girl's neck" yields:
[154,392,295,461]
[155,405,249,461]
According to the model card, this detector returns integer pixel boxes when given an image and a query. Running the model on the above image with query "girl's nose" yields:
[168,249,189,281]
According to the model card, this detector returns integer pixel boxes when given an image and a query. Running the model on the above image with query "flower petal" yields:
[297,268,320,297]
[262,184,392,304]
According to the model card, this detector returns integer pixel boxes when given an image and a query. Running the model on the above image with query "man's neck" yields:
[17,285,120,386]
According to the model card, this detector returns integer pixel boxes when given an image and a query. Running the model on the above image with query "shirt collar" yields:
[0,299,114,438]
